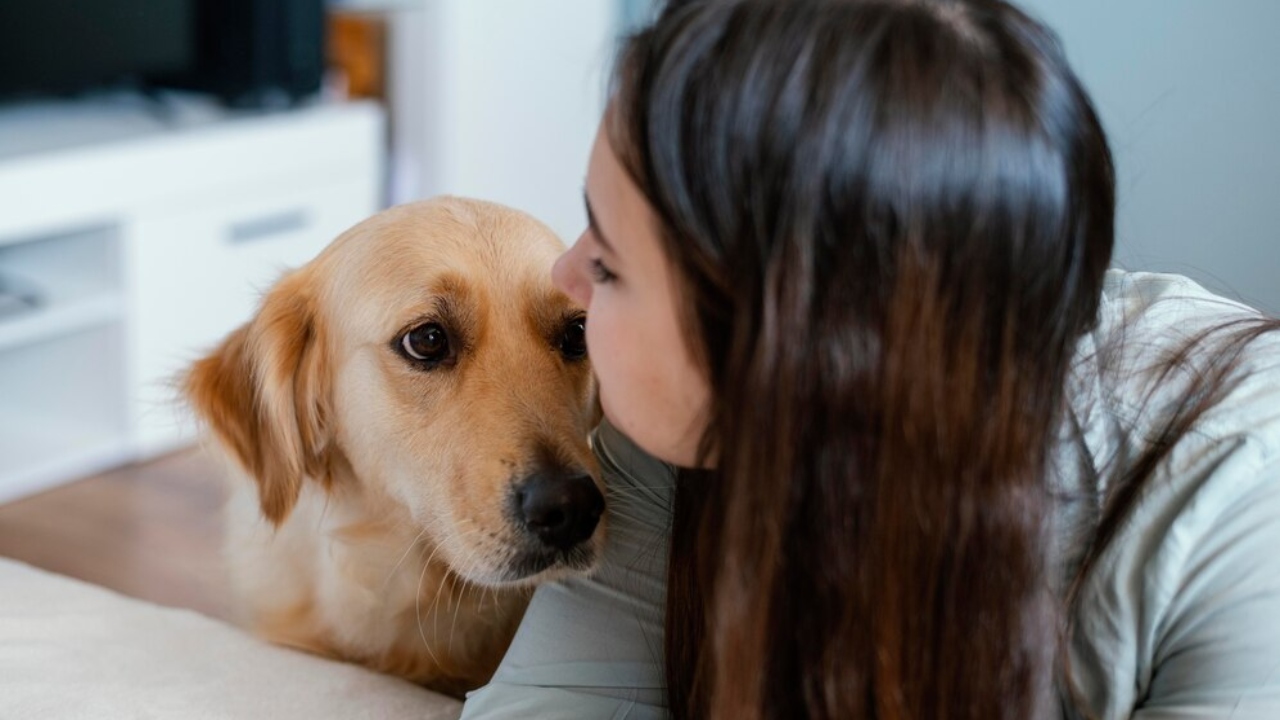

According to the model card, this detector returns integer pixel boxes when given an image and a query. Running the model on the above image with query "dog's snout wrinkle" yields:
[515,471,604,551]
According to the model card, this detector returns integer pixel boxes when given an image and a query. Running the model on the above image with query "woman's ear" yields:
[185,269,331,526]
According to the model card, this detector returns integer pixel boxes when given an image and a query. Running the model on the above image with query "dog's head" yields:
[186,197,603,585]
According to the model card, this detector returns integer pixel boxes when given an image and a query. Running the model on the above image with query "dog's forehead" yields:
[341,199,560,276]
[320,198,574,332]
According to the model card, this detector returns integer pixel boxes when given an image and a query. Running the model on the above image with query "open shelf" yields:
[0,223,124,350]
[0,293,124,353]
[0,322,130,503]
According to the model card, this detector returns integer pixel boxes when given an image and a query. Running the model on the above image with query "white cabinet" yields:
[129,175,376,455]
[0,98,384,502]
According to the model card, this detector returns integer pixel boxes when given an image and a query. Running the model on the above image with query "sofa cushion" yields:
[0,558,461,720]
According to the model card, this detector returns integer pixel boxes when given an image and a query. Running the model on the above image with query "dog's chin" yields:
[454,542,602,588]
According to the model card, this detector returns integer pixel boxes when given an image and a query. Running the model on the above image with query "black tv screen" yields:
[0,0,196,99]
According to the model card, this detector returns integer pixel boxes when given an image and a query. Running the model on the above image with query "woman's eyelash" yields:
[590,258,618,283]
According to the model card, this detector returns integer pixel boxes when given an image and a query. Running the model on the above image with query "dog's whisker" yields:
[430,572,445,639]
[447,540,489,656]
[426,527,484,644]
[418,530,474,652]
[383,525,431,592]
[437,543,473,645]
[415,545,444,670]
[601,510,648,528]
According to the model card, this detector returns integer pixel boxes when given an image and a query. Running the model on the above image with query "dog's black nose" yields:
[516,472,604,551]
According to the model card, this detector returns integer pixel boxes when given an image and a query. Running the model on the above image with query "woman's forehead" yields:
[585,123,660,258]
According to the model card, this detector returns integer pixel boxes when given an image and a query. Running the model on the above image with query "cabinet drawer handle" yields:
[227,209,311,244]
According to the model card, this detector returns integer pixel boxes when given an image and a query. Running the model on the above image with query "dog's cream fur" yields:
[186,197,602,696]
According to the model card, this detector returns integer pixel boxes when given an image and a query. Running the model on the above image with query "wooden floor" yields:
[0,447,232,621]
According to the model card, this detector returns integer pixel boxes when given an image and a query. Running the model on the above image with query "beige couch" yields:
[0,558,462,719]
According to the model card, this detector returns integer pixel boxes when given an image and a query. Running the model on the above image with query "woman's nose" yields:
[552,236,591,307]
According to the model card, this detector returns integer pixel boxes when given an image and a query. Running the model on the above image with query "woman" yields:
[462,0,1280,717]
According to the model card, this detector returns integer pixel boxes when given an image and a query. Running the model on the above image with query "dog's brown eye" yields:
[401,323,451,364]
[560,316,587,361]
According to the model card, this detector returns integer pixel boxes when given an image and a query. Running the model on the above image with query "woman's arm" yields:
[1070,448,1280,720]
[460,420,675,719]
[1131,456,1280,719]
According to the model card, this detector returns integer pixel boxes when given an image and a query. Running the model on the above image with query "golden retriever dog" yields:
[185,197,604,697]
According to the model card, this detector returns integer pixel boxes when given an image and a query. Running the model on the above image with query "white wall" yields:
[388,0,616,245]
[1019,0,1280,314]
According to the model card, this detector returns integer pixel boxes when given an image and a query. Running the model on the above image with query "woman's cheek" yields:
[585,304,613,383]
[586,310,622,428]
[588,305,638,411]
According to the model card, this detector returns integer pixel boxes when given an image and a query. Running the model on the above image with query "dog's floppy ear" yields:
[185,269,331,526]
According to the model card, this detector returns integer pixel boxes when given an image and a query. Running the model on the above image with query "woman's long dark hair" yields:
[607,1,1277,718]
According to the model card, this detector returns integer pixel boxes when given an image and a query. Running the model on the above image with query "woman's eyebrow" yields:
[583,190,618,256]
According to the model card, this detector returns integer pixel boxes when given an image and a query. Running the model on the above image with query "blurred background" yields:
[1023,0,1280,318]
[0,0,1276,506]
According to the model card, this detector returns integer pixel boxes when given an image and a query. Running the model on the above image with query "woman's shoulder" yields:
[1086,269,1280,458]
[1063,269,1280,718]
[1060,270,1280,530]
